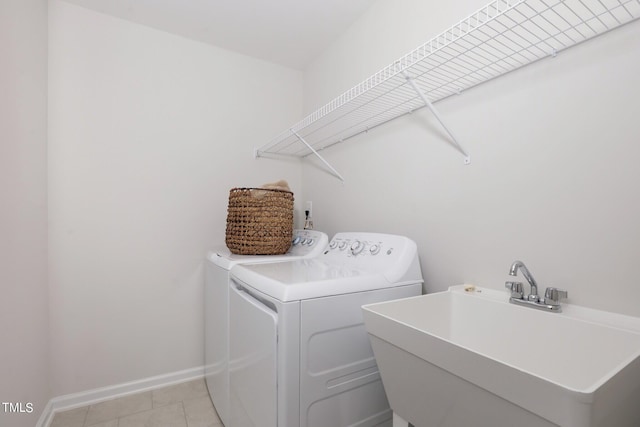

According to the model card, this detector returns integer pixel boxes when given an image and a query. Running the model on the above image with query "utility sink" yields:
[362,285,640,427]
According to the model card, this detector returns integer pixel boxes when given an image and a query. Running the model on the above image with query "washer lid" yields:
[231,259,393,302]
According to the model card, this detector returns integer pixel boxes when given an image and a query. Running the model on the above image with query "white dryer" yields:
[228,232,423,427]
[205,229,328,426]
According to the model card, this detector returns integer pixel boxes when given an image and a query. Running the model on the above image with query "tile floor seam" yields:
[180,401,188,427]
[81,408,88,427]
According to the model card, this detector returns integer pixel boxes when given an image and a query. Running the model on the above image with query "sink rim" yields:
[362,285,640,394]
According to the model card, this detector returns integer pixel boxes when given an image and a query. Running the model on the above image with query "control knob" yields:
[350,240,364,255]
[369,244,381,255]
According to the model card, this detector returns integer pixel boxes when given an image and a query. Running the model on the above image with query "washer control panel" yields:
[323,232,416,270]
[329,237,389,256]
[323,232,420,284]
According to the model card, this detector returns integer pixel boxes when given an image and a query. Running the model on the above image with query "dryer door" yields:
[229,280,278,427]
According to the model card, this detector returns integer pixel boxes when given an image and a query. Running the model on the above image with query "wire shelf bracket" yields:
[255,130,345,181]
[255,0,640,181]
[292,129,345,181]
[403,70,471,165]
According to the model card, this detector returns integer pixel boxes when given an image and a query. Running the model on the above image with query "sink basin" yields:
[362,285,640,427]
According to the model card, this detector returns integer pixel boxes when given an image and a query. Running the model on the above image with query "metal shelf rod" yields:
[291,130,345,182]
[403,71,471,165]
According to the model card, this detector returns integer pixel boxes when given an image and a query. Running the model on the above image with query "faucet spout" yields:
[509,260,539,301]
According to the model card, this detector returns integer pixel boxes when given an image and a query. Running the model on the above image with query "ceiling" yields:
[61,0,377,70]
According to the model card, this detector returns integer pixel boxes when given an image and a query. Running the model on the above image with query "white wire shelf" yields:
[256,0,640,177]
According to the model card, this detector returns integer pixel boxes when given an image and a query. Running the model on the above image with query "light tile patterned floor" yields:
[50,379,224,427]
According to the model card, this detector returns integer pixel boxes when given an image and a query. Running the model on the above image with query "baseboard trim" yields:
[36,399,54,427]
[36,366,204,427]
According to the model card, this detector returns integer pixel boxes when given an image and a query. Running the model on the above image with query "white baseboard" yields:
[36,366,204,427]
[36,400,54,427]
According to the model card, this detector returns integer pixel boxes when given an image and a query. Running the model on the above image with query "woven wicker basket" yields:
[225,187,294,255]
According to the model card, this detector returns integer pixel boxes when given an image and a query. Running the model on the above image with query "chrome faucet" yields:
[504,260,568,312]
[509,260,539,302]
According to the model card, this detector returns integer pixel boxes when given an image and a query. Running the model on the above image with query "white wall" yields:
[0,0,50,425]
[48,0,303,396]
[302,0,640,316]
[11,0,638,407]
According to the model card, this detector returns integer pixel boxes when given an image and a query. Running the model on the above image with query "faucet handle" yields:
[544,287,568,305]
[505,281,524,299]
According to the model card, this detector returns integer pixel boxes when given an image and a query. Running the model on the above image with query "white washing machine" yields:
[228,232,423,427]
[205,229,328,426]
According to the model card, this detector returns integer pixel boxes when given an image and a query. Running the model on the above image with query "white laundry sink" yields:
[362,285,640,427]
